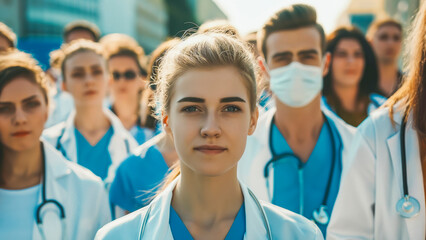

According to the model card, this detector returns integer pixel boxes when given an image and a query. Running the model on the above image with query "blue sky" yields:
[213,0,351,35]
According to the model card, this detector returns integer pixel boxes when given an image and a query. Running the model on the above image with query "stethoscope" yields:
[137,188,273,240]
[36,143,66,240]
[396,110,420,218]
[55,126,131,160]
[263,114,337,225]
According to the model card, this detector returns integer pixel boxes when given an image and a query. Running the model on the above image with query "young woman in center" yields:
[42,40,138,188]
[96,33,323,239]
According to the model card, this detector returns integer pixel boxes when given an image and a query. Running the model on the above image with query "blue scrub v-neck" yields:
[169,203,246,240]
[75,127,113,180]
[270,116,342,236]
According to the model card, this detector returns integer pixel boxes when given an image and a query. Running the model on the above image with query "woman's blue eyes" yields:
[223,105,241,112]
[182,106,200,112]
[181,105,241,113]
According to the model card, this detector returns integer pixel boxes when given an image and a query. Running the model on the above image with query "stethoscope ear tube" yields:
[36,143,67,240]
[396,110,420,218]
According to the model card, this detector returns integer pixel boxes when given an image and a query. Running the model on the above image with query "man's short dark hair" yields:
[63,20,101,42]
[257,4,326,60]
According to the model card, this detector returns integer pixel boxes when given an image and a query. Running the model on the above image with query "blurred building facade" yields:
[338,0,422,33]
[0,0,226,66]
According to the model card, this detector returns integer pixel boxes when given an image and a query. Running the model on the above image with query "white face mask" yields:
[269,61,323,108]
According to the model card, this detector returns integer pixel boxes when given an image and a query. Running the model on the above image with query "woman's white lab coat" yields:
[238,106,355,201]
[32,141,111,240]
[327,105,425,239]
[95,177,324,240]
[42,109,138,187]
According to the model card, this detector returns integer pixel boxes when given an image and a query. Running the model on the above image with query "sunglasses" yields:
[112,70,137,81]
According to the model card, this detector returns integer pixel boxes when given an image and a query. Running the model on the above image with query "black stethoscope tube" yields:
[400,113,409,197]
[35,143,66,224]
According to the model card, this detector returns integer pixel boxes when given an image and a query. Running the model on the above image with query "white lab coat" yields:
[32,141,111,240]
[95,177,323,239]
[238,106,355,201]
[42,109,138,188]
[327,105,425,239]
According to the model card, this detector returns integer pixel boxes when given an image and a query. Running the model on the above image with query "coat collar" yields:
[140,177,271,239]
[58,108,136,185]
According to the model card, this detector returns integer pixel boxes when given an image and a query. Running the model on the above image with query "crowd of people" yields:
[0,2,424,239]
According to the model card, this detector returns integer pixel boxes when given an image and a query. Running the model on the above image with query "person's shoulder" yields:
[261,201,323,239]
[42,121,66,139]
[120,141,161,169]
[65,160,104,186]
[359,106,393,135]
[95,206,148,239]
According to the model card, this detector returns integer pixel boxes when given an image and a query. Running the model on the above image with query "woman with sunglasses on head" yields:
[43,40,138,188]
[322,26,386,127]
[109,39,180,217]
[0,50,110,240]
[96,33,323,239]
[101,34,154,145]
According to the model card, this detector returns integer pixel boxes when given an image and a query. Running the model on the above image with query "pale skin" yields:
[0,78,48,190]
[63,51,111,146]
[331,39,366,113]
[370,25,402,96]
[163,66,258,239]
[259,27,330,163]
[108,55,145,130]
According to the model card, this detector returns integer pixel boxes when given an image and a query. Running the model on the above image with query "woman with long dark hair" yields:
[322,26,386,126]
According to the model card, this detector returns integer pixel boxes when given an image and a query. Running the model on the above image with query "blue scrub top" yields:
[129,125,155,145]
[169,203,246,240]
[75,127,113,180]
[109,145,170,212]
[270,115,342,236]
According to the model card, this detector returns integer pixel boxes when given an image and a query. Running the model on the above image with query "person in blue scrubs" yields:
[109,132,177,214]
[101,33,155,145]
[42,40,138,186]
[109,39,182,215]
[237,4,355,237]
[96,32,323,240]
[322,27,387,127]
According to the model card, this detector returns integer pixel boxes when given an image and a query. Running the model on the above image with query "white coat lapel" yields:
[242,184,270,239]
[247,108,275,201]
[103,109,135,186]
[140,179,175,239]
[33,143,71,240]
[59,111,77,163]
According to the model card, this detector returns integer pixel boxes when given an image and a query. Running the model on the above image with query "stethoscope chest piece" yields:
[396,195,420,218]
[313,205,329,225]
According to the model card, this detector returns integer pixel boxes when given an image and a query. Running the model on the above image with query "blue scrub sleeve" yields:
[109,164,136,212]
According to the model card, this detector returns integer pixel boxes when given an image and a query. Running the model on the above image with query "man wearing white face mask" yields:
[237,4,355,237]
